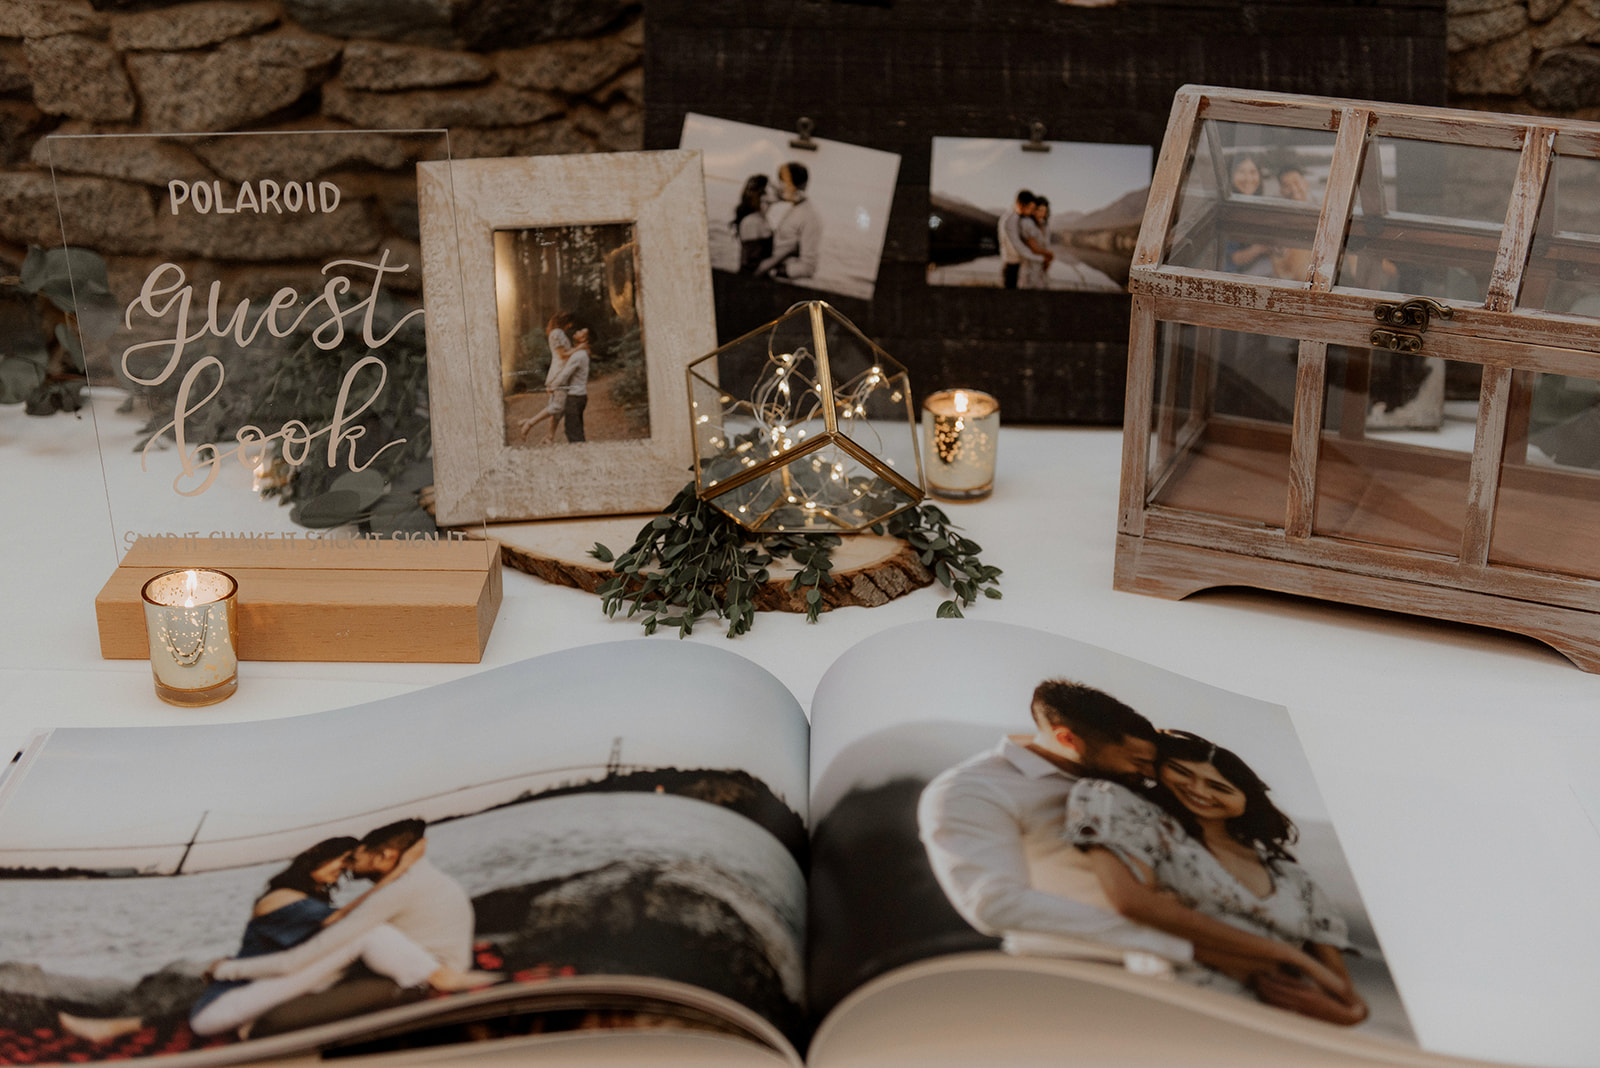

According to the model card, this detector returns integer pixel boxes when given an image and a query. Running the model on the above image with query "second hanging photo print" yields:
[928,136,1153,293]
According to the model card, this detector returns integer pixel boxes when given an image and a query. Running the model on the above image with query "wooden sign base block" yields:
[97,536,502,663]
[482,516,933,612]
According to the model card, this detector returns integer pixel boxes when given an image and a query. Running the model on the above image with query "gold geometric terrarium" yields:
[1118,85,1600,671]
[687,301,923,533]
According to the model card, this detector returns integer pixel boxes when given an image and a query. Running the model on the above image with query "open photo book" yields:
[0,621,1506,1067]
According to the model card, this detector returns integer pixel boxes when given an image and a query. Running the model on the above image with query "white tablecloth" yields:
[3,393,1598,1068]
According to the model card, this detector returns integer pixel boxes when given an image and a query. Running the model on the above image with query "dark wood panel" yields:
[647,0,1447,423]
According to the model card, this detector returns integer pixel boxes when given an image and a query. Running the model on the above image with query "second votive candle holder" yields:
[922,389,999,500]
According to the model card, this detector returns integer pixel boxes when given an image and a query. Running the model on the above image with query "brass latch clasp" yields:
[1370,328,1424,354]
[1371,297,1451,352]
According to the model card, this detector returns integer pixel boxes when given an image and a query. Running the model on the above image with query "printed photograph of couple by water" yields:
[927,136,1153,293]
[806,622,1414,1044]
[0,643,809,1065]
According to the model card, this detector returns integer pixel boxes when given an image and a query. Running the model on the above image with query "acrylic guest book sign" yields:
[44,130,501,663]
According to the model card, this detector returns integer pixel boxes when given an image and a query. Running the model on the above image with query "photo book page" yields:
[0,641,810,1067]
[802,619,1454,1068]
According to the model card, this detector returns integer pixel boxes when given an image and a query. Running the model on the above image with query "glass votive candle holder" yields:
[141,568,239,706]
[922,389,999,500]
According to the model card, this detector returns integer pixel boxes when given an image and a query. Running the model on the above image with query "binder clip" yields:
[790,117,820,151]
[1022,121,1051,153]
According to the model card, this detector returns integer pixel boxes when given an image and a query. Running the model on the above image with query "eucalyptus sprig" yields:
[878,502,1004,618]
[589,482,1001,636]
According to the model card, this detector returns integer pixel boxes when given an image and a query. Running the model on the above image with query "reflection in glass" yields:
[1313,347,1481,555]
[688,302,921,533]
[52,130,450,544]
[1490,371,1600,579]
[494,223,647,449]
[1164,120,1336,282]
[1518,154,1600,318]
[1145,322,1297,527]
[1336,137,1520,304]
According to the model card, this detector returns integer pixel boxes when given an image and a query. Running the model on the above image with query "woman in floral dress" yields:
[1066,729,1368,1026]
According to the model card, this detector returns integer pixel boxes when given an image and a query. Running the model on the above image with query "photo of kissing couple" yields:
[58,818,499,1046]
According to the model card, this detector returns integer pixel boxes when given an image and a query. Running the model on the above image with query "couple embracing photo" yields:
[919,679,1367,1026]
[60,819,498,1046]
[731,161,823,282]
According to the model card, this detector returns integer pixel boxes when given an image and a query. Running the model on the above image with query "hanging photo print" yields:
[680,113,901,302]
[928,137,1153,293]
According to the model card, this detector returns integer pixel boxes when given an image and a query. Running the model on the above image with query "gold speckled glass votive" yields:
[141,568,239,706]
[922,389,999,500]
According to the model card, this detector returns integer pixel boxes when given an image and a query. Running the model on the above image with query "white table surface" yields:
[3,393,1599,1068]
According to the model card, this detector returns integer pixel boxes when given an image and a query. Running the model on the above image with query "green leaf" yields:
[0,355,46,404]
[806,587,822,605]
[590,542,615,563]
[327,468,388,510]
[391,459,435,494]
[368,504,434,537]
[936,600,964,619]
[20,246,110,310]
[52,323,84,369]
[293,490,366,528]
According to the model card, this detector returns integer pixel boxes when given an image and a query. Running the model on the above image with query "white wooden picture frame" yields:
[418,149,715,524]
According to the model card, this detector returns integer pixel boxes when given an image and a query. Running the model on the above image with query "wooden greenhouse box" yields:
[1117,86,1600,671]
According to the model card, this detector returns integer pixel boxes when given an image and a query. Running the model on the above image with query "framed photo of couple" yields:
[418,150,717,524]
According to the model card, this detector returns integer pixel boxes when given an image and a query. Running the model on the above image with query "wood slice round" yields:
[480,515,934,612]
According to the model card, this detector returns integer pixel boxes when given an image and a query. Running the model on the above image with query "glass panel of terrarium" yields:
[1517,153,1600,318]
[1145,321,1298,528]
[1313,346,1482,556]
[45,130,475,561]
[817,305,920,490]
[1490,371,1600,579]
[689,303,920,533]
[1335,137,1519,304]
[1163,120,1336,281]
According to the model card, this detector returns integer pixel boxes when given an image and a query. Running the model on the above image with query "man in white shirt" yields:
[216,819,475,1036]
[997,190,1038,289]
[756,162,823,281]
[1017,196,1054,289]
[918,680,1193,965]
[547,325,591,443]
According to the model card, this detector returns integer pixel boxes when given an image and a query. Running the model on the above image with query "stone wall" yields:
[1450,0,1600,115]
[3,0,1598,285]
[0,0,643,284]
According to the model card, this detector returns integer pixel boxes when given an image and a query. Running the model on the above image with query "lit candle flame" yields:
[182,570,199,608]
[953,391,970,414]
